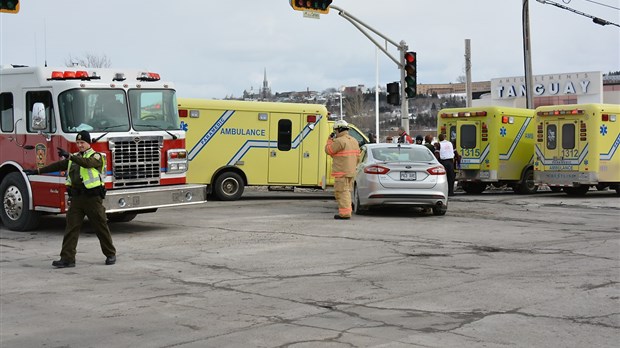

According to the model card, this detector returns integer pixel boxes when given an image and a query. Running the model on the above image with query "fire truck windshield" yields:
[58,88,180,133]
[129,89,180,132]
[59,89,130,133]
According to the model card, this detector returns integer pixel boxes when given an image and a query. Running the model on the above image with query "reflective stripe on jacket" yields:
[65,148,104,189]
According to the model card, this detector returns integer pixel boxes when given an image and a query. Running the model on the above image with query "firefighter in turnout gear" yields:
[24,130,116,268]
[325,120,360,219]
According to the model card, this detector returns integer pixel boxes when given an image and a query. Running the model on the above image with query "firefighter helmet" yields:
[333,120,349,131]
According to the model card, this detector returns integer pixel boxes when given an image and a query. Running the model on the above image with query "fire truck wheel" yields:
[0,172,41,231]
[107,212,137,223]
[213,172,244,201]
[564,186,590,196]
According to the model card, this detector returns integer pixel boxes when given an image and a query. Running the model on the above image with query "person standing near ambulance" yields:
[397,127,413,144]
[325,120,360,220]
[23,130,116,268]
[438,133,456,196]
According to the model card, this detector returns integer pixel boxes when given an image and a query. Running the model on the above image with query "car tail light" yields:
[364,165,390,174]
[427,166,446,175]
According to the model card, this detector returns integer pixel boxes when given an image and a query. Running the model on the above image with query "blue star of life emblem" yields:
[180,121,188,131]
[600,124,607,136]
[500,127,507,137]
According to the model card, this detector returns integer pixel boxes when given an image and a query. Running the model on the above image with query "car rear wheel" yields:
[432,204,447,216]
[352,186,367,215]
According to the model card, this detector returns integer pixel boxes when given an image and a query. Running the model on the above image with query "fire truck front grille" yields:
[109,136,162,188]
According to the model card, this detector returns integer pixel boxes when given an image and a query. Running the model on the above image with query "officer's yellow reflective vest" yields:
[65,148,103,189]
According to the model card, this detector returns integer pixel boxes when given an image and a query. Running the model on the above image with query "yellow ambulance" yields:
[534,103,620,196]
[437,106,537,194]
[178,98,368,200]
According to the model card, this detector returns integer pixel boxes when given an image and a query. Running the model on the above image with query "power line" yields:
[536,0,620,27]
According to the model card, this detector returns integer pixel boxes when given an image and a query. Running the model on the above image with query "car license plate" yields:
[400,172,416,181]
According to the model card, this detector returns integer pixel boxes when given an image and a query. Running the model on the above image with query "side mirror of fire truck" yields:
[31,102,51,141]
[31,103,47,131]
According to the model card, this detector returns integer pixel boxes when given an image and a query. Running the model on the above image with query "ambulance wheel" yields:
[516,168,538,194]
[214,172,244,201]
[0,172,41,231]
[462,182,486,194]
[107,212,137,223]
[564,186,590,196]
[352,185,367,215]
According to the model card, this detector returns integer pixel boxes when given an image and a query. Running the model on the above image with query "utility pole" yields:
[523,0,534,109]
[399,42,409,132]
[465,39,472,107]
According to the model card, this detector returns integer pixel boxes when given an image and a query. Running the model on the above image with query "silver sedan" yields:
[352,143,449,215]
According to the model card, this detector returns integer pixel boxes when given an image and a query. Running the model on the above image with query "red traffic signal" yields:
[403,51,417,98]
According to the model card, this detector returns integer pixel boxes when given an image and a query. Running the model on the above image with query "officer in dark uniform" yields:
[24,130,116,268]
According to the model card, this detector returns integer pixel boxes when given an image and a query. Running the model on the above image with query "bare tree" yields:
[65,53,111,68]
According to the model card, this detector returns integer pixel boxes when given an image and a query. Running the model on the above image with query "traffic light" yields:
[386,82,400,105]
[290,0,332,14]
[0,0,20,14]
[403,51,417,98]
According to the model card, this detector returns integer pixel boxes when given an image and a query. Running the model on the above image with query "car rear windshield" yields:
[371,147,434,162]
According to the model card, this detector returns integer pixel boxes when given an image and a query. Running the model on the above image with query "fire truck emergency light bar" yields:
[47,70,161,82]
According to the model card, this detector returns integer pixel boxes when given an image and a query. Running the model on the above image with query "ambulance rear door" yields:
[457,120,483,171]
[268,113,301,184]
[543,118,583,171]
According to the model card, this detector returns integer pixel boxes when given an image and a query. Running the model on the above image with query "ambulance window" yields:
[562,124,575,149]
[277,119,292,151]
[0,93,14,132]
[26,91,55,133]
[449,126,457,142]
[460,124,476,149]
[546,124,556,150]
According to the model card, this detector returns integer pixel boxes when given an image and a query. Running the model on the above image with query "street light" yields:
[335,92,343,120]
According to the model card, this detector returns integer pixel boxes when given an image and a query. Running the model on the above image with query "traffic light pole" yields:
[399,43,409,133]
[330,5,410,133]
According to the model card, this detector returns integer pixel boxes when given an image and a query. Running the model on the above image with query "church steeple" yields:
[260,67,271,100]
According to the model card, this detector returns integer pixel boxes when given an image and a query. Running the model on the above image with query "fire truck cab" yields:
[438,106,537,194]
[0,65,207,231]
[534,103,620,196]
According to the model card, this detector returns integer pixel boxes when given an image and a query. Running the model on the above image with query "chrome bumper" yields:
[102,184,207,213]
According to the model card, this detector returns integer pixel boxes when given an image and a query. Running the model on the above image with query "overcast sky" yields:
[1,0,619,99]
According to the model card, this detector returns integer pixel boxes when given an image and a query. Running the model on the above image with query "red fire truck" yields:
[0,65,207,231]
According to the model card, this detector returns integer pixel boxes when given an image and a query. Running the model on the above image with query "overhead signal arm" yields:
[329,5,412,131]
